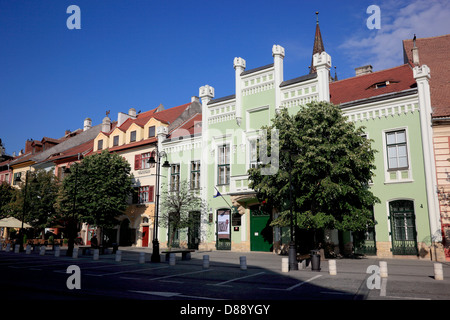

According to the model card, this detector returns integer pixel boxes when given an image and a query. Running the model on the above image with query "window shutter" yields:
[149,186,155,202]
[135,154,141,170]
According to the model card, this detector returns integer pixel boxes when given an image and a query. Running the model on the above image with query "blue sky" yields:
[1,0,449,156]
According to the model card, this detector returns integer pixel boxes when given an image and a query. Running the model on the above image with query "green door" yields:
[250,206,273,252]
[389,200,418,255]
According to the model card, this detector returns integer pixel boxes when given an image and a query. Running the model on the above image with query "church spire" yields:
[310,11,325,74]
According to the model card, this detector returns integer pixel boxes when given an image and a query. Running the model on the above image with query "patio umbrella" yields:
[0,217,32,228]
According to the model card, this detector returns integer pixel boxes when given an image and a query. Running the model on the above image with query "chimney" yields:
[191,96,199,103]
[102,116,111,133]
[84,118,92,131]
[65,130,71,136]
[355,65,373,76]
[25,139,33,154]
[128,108,137,118]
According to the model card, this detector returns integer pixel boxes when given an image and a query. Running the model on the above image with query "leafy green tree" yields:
[0,182,16,219]
[248,101,379,249]
[159,180,204,248]
[6,170,59,238]
[57,150,133,251]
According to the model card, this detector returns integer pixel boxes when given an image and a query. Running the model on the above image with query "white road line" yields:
[209,272,266,286]
[86,265,169,276]
[380,278,387,297]
[260,274,322,291]
[149,269,212,281]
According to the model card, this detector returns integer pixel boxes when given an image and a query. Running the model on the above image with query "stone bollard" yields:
[14,244,20,253]
[203,255,210,269]
[434,263,444,280]
[282,257,289,273]
[72,247,79,259]
[54,246,60,257]
[5,243,11,252]
[26,245,32,255]
[240,256,247,270]
[329,260,337,275]
[139,252,145,264]
[379,261,388,278]
[93,249,99,261]
[115,250,122,262]
[169,253,176,266]
[39,246,46,256]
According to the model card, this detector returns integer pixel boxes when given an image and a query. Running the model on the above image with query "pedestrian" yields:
[91,234,98,249]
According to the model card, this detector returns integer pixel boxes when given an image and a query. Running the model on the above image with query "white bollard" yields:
[54,246,60,257]
[434,263,444,280]
[139,252,145,264]
[169,253,176,266]
[282,257,289,273]
[5,243,11,252]
[26,245,32,255]
[93,249,99,260]
[72,247,79,259]
[379,261,388,278]
[115,250,122,262]
[39,246,46,256]
[203,255,210,269]
[329,259,337,275]
[14,244,20,253]
[240,256,247,270]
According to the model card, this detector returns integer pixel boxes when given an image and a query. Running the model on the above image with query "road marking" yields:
[8,261,72,269]
[129,290,225,300]
[380,278,387,297]
[86,265,169,276]
[209,272,266,287]
[149,269,212,281]
[260,275,322,291]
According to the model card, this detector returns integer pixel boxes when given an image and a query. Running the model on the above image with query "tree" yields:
[6,170,59,238]
[57,150,133,251]
[248,101,379,251]
[159,180,204,248]
[0,182,15,219]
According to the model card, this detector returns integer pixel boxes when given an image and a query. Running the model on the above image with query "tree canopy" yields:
[57,150,133,229]
[4,170,59,236]
[248,101,379,233]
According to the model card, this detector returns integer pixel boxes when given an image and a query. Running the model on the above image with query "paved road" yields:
[1,246,449,316]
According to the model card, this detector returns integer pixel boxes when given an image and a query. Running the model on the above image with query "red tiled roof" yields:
[403,34,450,118]
[47,140,94,162]
[118,103,192,133]
[169,113,202,139]
[108,137,157,153]
[330,64,416,105]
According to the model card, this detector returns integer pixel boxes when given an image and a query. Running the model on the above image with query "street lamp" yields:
[64,163,79,257]
[148,150,170,263]
[14,171,29,252]
[282,147,298,271]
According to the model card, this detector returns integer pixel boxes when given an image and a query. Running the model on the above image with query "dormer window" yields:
[367,80,397,90]
[130,130,136,142]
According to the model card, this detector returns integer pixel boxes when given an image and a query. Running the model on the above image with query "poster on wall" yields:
[217,209,231,239]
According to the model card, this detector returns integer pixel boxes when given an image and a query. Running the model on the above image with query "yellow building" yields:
[93,100,201,247]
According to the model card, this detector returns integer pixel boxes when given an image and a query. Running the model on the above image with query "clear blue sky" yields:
[1,0,449,155]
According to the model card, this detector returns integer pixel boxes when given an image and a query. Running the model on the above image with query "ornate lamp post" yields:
[64,158,79,257]
[14,171,30,252]
[148,150,170,263]
[282,147,298,271]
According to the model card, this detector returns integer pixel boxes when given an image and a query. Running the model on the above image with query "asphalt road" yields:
[1,247,449,317]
